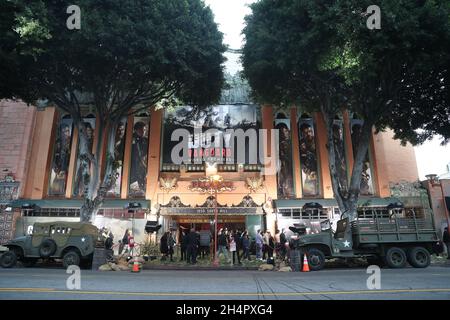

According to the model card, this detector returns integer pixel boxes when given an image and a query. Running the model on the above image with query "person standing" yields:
[242,231,251,261]
[199,230,211,259]
[186,228,199,264]
[216,229,230,263]
[180,230,187,261]
[235,229,243,264]
[263,231,270,260]
[255,229,263,260]
[168,231,176,262]
[267,231,275,259]
[160,231,169,260]
[229,233,237,265]
[127,230,135,257]
[280,229,287,260]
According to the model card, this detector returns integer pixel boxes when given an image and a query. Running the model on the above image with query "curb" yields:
[142,265,260,271]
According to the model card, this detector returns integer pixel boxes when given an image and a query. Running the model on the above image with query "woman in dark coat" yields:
[160,232,169,260]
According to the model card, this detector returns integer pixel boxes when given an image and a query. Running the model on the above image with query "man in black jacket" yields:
[235,229,242,265]
[186,228,199,264]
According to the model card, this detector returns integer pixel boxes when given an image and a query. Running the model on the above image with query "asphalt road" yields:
[1,265,450,300]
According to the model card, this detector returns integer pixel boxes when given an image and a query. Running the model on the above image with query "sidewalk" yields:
[142,264,260,271]
[141,256,265,271]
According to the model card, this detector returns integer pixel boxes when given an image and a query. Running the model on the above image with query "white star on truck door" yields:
[343,240,350,247]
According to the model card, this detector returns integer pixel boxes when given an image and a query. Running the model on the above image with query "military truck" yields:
[291,204,442,271]
[0,222,103,268]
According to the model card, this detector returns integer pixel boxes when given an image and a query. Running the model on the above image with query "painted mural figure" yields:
[49,121,72,195]
[332,121,348,192]
[298,121,319,196]
[129,121,149,196]
[275,121,294,199]
[107,120,127,197]
[73,121,95,197]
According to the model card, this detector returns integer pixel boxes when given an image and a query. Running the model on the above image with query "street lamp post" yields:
[188,166,235,267]
[213,185,219,267]
[426,174,450,234]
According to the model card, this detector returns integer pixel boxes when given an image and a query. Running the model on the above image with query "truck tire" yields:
[39,239,57,258]
[306,248,326,271]
[384,247,407,268]
[407,247,430,268]
[63,250,81,268]
[0,251,17,268]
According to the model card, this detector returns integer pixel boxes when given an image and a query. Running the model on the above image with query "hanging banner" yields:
[275,119,295,199]
[332,119,348,192]
[107,117,128,197]
[73,116,96,197]
[298,117,320,196]
[162,105,261,165]
[48,116,74,196]
[129,116,150,197]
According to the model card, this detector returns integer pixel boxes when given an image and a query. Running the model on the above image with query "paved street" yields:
[1,265,450,300]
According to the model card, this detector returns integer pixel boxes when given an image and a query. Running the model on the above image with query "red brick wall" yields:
[0,100,36,189]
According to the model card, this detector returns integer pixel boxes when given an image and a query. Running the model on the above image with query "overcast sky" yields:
[204,0,450,180]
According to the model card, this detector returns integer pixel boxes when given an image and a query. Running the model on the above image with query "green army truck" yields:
[0,222,103,269]
[293,204,442,271]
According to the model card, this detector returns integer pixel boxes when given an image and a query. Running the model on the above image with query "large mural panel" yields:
[129,116,150,197]
[162,105,261,165]
[298,117,320,196]
[48,116,74,196]
[107,117,128,197]
[275,118,295,199]
[73,116,96,197]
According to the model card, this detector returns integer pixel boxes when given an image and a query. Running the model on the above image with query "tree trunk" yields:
[344,121,373,220]
[79,120,118,222]
[320,101,373,221]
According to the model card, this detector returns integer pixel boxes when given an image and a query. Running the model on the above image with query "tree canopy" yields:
[1,0,226,221]
[243,0,450,219]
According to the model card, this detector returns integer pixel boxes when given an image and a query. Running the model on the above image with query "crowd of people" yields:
[159,227,290,265]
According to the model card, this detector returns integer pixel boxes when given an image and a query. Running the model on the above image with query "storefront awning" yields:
[273,197,402,209]
[10,199,150,209]
[159,207,263,216]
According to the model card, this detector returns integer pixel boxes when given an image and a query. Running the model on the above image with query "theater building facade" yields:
[0,96,425,243]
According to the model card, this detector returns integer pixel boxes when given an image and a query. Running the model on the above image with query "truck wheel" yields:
[39,239,57,258]
[306,248,326,271]
[63,251,81,268]
[0,251,17,268]
[407,247,430,268]
[385,247,407,268]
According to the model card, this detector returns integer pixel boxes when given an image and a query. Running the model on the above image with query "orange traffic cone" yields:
[131,259,140,273]
[302,254,310,272]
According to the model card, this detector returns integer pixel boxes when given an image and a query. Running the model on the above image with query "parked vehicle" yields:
[0,222,104,268]
[292,204,442,271]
